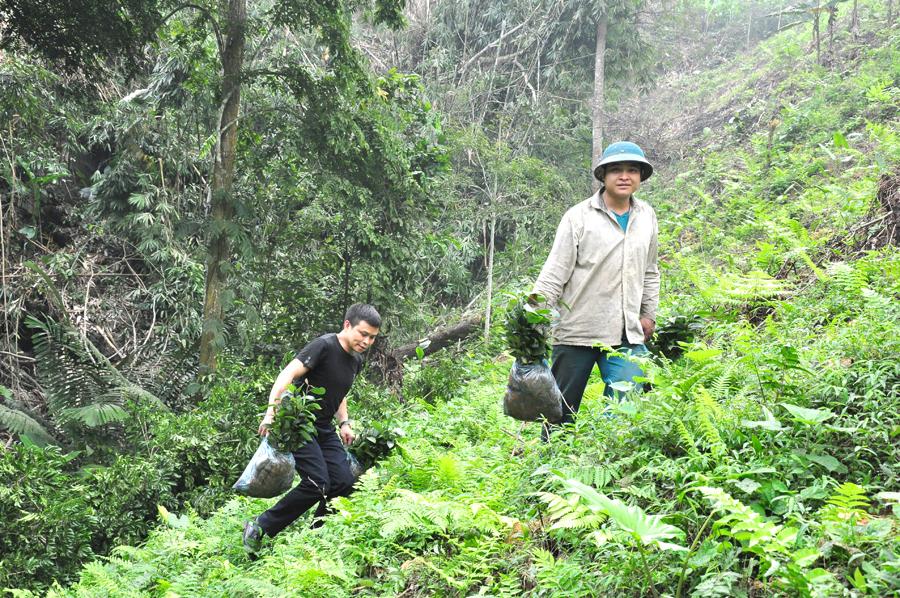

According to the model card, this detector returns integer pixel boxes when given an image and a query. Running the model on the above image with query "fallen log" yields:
[365,313,484,399]
[391,313,484,361]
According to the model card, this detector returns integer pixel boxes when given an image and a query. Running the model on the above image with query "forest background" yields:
[1,0,898,596]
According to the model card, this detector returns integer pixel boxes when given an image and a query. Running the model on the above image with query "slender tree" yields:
[199,0,246,371]
[592,15,608,193]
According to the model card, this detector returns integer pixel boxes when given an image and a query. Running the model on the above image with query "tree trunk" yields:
[814,2,821,66]
[483,213,496,341]
[827,5,836,66]
[199,0,246,373]
[850,0,859,37]
[889,0,895,27]
[591,16,608,194]
[341,248,352,317]
[746,6,753,50]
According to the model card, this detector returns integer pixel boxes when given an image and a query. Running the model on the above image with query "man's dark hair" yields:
[345,303,382,328]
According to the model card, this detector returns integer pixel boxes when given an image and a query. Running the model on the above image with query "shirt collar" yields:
[590,189,640,215]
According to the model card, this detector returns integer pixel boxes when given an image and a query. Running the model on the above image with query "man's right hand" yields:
[258,406,275,436]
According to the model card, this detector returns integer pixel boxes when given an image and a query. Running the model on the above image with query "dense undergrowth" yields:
[21,246,900,596]
[3,4,900,597]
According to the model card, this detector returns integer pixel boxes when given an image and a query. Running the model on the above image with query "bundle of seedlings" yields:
[503,293,563,422]
[233,387,320,498]
[348,422,404,478]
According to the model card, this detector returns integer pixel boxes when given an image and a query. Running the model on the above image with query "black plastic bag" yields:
[503,360,564,422]
[232,437,296,498]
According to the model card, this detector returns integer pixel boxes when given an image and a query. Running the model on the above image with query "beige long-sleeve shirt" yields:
[533,191,660,347]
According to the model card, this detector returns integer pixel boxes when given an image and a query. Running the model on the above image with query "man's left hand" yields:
[339,424,355,446]
[640,317,656,342]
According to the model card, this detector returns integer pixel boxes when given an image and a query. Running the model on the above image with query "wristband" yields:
[338,420,351,429]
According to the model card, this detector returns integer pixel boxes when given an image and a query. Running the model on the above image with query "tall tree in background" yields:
[190,0,407,371]
[592,14,608,192]
[541,0,651,192]
[199,0,246,371]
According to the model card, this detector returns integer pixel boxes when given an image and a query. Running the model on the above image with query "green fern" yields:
[825,482,871,514]
[674,418,700,457]
[537,491,606,531]
[553,464,618,489]
[582,382,606,405]
[827,262,869,297]
[25,316,166,444]
[695,387,727,458]
[558,478,685,551]
[709,359,741,401]
[698,486,838,594]
[0,402,56,446]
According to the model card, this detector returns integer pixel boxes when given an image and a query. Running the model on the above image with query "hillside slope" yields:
[27,10,900,598]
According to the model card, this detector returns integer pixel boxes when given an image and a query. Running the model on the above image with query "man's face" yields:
[602,162,642,199]
[343,320,379,353]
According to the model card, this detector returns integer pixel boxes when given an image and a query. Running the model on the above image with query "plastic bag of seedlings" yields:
[346,450,364,479]
[502,293,563,422]
[233,437,296,498]
[503,360,564,422]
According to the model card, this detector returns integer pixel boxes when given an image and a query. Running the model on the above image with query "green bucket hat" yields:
[593,141,653,181]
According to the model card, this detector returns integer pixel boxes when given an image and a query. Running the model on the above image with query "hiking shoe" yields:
[242,519,264,558]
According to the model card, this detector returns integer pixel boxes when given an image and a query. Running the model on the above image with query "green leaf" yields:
[731,478,761,494]
[833,131,849,149]
[792,547,820,567]
[684,348,722,363]
[60,403,128,427]
[781,403,834,425]
[559,478,685,550]
[609,381,634,393]
[848,567,867,591]
[742,406,784,431]
[0,403,56,446]
[801,452,846,473]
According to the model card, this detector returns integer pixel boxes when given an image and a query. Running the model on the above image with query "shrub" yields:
[403,350,469,404]
[0,444,95,591]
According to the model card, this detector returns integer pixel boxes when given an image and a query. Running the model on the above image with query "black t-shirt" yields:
[293,333,362,427]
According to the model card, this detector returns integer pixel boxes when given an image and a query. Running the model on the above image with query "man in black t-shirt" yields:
[243,303,380,555]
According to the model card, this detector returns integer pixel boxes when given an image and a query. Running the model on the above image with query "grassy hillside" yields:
[16,8,900,598]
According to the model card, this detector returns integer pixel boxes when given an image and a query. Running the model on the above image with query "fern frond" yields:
[537,491,606,530]
[554,464,617,489]
[60,402,128,427]
[826,482,871,513]
[27,317,166,439]
[621,484,657,502]
[695,387,727,458]
[582,382,606,404]
[0,403,57,446]
[709,359,741,401]
[674,418,699,456]
[826,262,868,297]
[29,316,110,421]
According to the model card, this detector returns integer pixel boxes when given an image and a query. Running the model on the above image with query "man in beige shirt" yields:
[533,141,659,428]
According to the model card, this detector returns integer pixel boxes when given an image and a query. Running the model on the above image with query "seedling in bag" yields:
[505,295,554,364]
[233,386,321,498]
[267,386,321,452]
[503,294,563,422]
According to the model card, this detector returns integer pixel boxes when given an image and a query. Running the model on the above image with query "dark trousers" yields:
[257,426,355,537]
[549,343,648,427]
